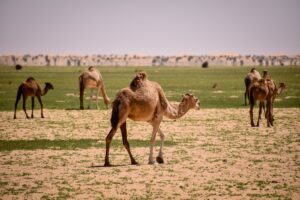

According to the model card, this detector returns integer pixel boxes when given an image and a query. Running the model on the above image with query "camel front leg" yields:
[120,122,138,165]
[96,87,100,109]
[156,128,165,164]
[104,128,117,166]
[31,97,35,118]
[37,96,44,118]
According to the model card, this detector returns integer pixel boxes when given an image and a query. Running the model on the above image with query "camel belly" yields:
[84,79,98,89]
[128,104,156,121]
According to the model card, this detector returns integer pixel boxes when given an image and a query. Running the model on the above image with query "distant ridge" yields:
[0,54,299,66]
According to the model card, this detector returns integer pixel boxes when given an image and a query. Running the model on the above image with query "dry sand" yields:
[0,108,299,199]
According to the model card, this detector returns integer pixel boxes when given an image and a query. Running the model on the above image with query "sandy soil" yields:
[0,108,299,199]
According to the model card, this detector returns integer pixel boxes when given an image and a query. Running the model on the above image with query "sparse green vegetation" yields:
[0,66,299,110]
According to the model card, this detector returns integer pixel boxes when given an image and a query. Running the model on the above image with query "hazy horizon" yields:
[1,0,300,55]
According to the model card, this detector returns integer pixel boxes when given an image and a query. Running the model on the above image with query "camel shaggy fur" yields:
[79,66,110,109]
[13,77,54,119]
[104,72,200,166]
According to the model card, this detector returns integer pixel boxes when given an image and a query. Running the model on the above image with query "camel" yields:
[79,66,110,109]
[13,77,54,119]
[249,78,286,127]
[104,72,200,166]
[244,68,262,105]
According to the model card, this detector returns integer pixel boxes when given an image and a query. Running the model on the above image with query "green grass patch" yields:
[0,65,299,110]
[0,139,176,151]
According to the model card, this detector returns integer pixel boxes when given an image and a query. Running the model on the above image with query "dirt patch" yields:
[0,108,299,199]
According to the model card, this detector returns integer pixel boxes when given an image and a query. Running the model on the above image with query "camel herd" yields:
[13,67,285,165]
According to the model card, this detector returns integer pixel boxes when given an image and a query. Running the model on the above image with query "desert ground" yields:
[0,108,299,199]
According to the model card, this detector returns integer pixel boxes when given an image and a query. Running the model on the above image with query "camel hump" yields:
[26,77,35,82]
[130,71,148,91]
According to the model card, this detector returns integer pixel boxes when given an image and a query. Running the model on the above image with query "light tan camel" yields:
[244,67,262,105]
[104,72,200,166]
[79,66,110,109]
[13,77,54,119]
[249,78,286,127]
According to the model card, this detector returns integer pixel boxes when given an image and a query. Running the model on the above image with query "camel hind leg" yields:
[156,128,165,164]
[256,101,263,127]
[120,122,138,165]
[31,97,35,118]
[22,94,30,119]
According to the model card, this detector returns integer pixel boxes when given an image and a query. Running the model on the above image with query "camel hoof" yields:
[251,124,255,127]
[104,162,111,167]
[13,116,16,119]
[131,160,138,165]
[148,160,155,165]
[156,156,164,164]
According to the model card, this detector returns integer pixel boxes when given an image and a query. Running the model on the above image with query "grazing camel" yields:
[13,77,54,119]
[79,66,110,110]
[104,72,200,166]
[244,68,262,105]
[249,79,286,127]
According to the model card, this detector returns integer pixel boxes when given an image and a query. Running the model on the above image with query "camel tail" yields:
[249,86,256,106]
[110,99,120,129]
[100,84,110,108]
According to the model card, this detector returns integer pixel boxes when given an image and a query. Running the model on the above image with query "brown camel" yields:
[249,78,286,127]
[104,72,200,166]
[244,67,261,105]
[13,77,54,119]
[79,66,110,109]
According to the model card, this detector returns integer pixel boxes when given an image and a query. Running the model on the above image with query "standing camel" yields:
[104,72,200,166]
[79,66,110,109]
[249,78,286,127]
[244,68,262,105]
[13,77,54,119]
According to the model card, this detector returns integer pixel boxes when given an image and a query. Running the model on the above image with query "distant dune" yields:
[0,54,299,66]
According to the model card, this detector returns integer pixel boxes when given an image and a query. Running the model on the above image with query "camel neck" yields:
[42,87,49,96]
[164,101,190,119]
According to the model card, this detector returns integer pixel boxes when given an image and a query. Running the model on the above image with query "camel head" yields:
[41,82,54,96]
[181,93,200,110]
[45,82,54,90]
[276,82,286,96]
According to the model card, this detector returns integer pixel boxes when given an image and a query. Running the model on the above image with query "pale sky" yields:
[0,0,299,55]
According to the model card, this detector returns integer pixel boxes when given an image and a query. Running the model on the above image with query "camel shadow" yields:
[65,108,81,111]
[88,163,146,168]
